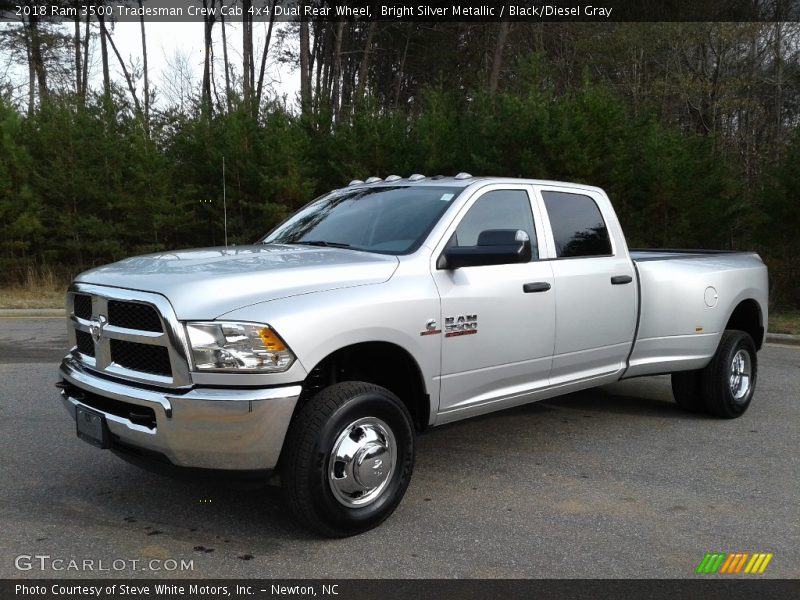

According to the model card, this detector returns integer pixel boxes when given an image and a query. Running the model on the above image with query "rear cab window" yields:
[541,191,613,258]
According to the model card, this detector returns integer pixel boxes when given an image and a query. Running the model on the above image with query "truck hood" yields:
[76,244,400,319]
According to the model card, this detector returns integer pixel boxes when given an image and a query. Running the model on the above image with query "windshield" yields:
[262,185,464,254]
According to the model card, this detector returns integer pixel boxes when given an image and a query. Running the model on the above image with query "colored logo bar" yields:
[696,552,773,574]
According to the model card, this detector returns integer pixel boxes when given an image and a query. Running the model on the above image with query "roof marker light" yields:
[348,179,364,186]
[365,176,383,183]
[384,175,402,182]
[408,174,426,181]
[454,172,473,180]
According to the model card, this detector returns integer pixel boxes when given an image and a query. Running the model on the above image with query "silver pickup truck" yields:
[58,175,768,536]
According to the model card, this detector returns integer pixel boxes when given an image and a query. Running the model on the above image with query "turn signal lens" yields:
[257,327,287,352]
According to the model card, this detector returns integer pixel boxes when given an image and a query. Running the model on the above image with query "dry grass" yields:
[769,311,800,336]
[0,267,68,309]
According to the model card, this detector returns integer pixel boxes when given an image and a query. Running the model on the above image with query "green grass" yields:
[769,312,800,336]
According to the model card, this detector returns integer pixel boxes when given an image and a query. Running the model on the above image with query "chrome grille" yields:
[67,284,192,388]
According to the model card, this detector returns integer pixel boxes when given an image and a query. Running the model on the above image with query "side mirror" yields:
[439,229,532,269]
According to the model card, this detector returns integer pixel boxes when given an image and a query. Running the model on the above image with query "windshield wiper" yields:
[289,240,353,249]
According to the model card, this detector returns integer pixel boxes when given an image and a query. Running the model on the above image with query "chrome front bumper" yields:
[59,356,302,471]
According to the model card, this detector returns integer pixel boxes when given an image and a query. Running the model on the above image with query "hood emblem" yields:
[89,315,107,343]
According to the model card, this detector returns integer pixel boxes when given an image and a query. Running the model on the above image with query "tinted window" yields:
[453,190,537,259]
[263,186,462,255]
[542,191,612,258]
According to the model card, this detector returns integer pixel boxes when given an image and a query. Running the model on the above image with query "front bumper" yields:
[59,356,302,471]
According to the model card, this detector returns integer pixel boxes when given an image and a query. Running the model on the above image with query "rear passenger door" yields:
[537,188,637,384]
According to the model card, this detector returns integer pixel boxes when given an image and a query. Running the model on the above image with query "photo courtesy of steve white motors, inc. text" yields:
[14,583,339,597]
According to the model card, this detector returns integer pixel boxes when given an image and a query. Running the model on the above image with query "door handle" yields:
[610,275,633,285]
[523,282,551,293]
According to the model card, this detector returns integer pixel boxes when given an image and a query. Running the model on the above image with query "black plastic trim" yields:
[523,282,552,293]
[619,261,643,380]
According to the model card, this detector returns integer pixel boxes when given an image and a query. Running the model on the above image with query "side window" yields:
[542,191,612,258]
[453,190,538,259]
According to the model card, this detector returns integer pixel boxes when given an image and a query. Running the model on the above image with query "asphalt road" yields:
[0,318,798,579]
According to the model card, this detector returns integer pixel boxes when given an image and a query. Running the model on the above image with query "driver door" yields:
[432,186,556,420]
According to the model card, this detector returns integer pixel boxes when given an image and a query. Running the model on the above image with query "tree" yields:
[99,17,142,116]
[26,7,48,103]
[355,22,377,103]
[242,0,255,110]
[138,0,150,128]
[220,1,232,112]
[255,0,279,113]
[489,22,511,96]
[299,14,312,116]
[72,7,82,97]
[201,0,216,114]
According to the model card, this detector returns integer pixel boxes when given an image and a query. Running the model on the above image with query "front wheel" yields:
[280,382,415,537]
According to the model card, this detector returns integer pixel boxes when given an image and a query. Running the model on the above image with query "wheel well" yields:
[299,342,430,431]
[726,299,764,350]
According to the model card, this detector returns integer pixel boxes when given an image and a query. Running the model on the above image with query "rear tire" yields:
[701,330,757,419]
[671,370,705,413]
[670,329,757,419]
[280,381,415,537]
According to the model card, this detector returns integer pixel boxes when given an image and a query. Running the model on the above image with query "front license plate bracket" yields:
[76,405,110,449]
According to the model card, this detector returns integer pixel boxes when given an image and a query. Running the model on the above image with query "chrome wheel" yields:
[328,417,397,508]
[729,349,752,401]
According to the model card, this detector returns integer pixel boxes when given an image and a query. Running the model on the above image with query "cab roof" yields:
[342,175,604,194]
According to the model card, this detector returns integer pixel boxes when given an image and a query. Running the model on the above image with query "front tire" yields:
[280,382,415,537]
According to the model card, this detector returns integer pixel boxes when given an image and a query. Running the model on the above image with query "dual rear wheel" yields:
[671,329,758,418]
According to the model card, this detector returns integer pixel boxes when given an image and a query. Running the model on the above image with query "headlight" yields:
[185,322,295,372]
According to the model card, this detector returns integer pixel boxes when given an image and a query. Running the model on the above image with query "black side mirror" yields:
[439,229,532,269]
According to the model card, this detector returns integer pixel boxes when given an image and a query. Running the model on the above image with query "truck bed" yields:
[624,248,768,378]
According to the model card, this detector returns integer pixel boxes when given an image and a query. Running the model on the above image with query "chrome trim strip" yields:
[60,356,303,412]
[99,323,166,344]
[61,356,174,415]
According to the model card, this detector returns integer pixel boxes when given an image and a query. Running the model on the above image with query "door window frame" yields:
[532,185,618,260]
[430,184,551,270]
